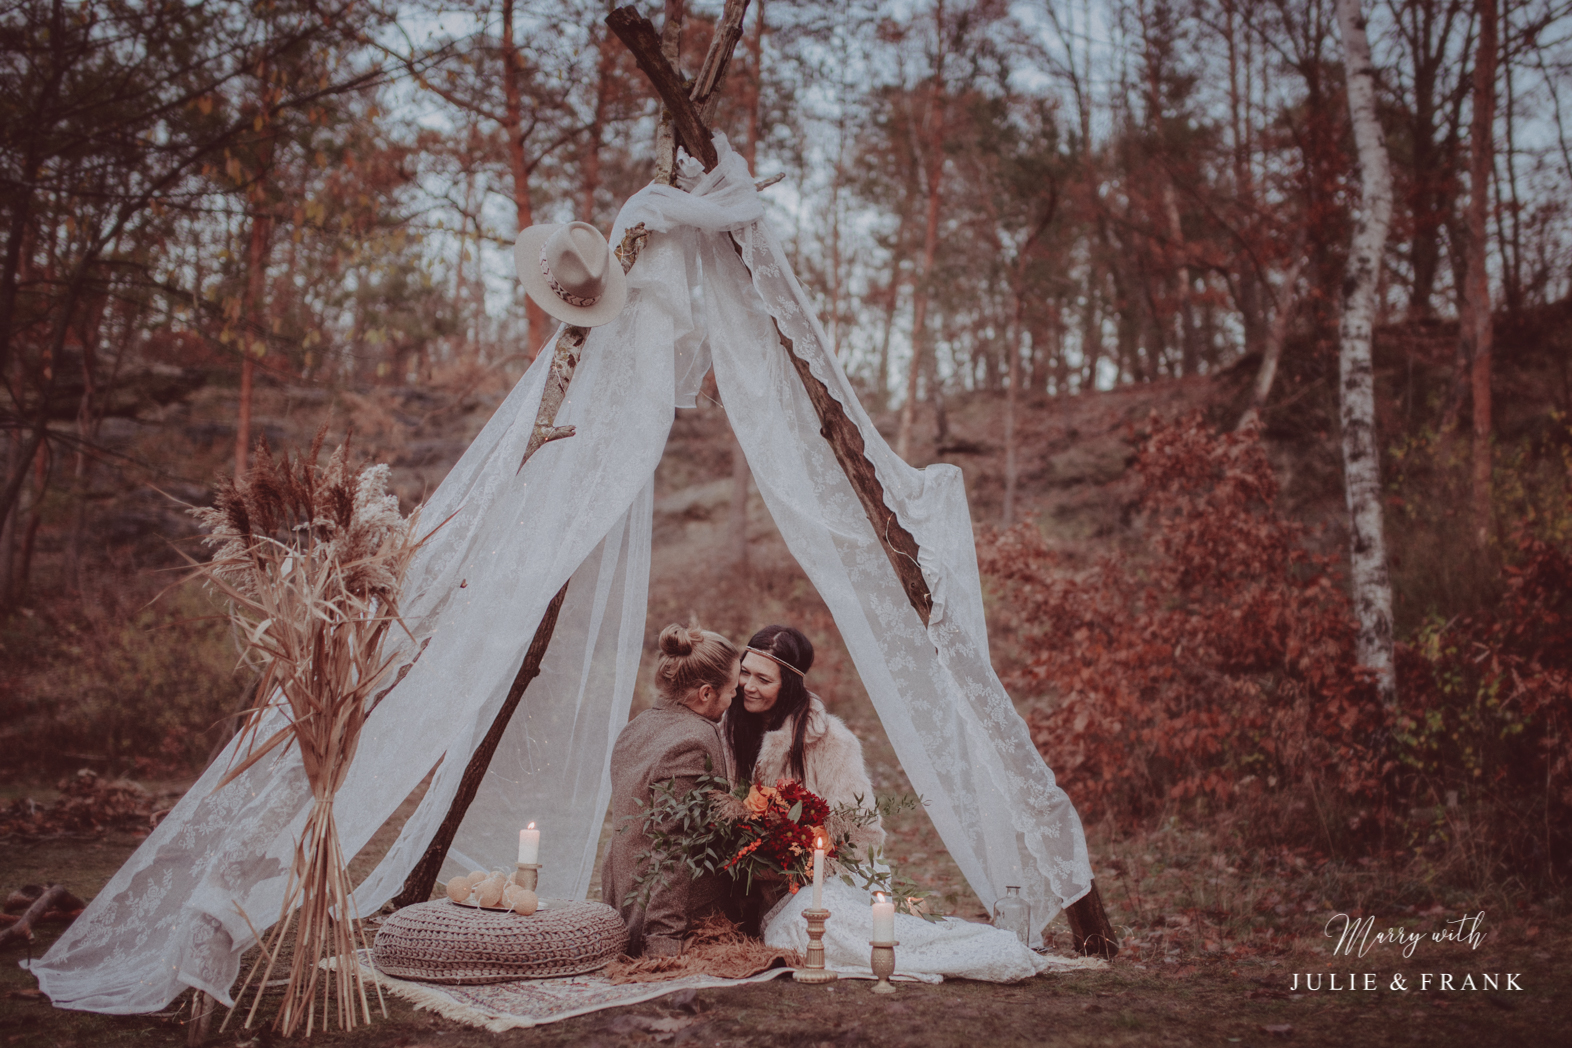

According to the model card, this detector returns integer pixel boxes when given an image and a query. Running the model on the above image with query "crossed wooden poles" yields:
[392,0,1117,959]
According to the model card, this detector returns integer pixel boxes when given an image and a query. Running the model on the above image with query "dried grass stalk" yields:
[191,434,427,1037]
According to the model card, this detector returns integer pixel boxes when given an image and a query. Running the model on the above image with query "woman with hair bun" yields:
[602,623,740,956]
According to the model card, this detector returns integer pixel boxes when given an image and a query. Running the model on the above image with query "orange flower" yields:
[743,784,777,816]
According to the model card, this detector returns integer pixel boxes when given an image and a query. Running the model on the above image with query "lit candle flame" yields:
[528,821,536,829]
[875,892,887,902]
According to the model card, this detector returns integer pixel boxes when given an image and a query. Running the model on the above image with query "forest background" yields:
[2,0,1571,946]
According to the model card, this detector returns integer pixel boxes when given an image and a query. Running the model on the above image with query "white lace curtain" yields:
[26,135,1091,1015]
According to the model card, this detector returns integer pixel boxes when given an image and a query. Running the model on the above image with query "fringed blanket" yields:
[355,949,793,1032]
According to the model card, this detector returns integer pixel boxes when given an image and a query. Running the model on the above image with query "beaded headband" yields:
[745,646,806,678]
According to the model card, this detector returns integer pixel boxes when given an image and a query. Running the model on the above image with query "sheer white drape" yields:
[27,136,1090,1014]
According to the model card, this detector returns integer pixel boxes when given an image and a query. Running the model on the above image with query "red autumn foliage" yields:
[982,412,1572,878]
[1395,502,1572,869]
[980,412,1384,823]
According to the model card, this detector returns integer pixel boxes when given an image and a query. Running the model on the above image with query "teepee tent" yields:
[26,2,1114,1016]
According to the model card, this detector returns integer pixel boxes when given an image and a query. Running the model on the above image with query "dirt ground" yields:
[4,384,1568,1046]
[3,820,1567,1048]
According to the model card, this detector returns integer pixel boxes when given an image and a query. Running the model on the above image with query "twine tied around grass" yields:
[189,432,438,1037]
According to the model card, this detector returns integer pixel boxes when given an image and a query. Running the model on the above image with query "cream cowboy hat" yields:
[514,221,629,327]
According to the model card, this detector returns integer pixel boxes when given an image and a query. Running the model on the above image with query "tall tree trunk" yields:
[1225,0,1265,354]
[15,443,46,604]
[1466,0,1497,548]
[236,203,272,479]
[1496,4,1522,315]
[1003,288,1024,526]
[0,433,17,603]
[897,5,946,462]
[501,0,547,357]
[0,0,66,381]
[727,0,764,569]
[745,0,764,164]
[66,286,109,589]
[874,275,901,411]
[234,72,276,479]
[0,268,77,534]
[1334,0,1398,702]
[581,20,614,223]
[1238,250,1307,430]
[1162,182,1201,376]
[1004,202,1056,525]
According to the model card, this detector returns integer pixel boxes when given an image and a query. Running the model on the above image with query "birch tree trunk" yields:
[1334,0,1397,702]
[1465,0,1497,548]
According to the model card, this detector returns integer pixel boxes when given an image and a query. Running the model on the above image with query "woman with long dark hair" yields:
[725,626,882,855]
[737,625,1088,981]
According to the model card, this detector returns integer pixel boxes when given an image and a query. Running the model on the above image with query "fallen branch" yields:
[0,884,84,948]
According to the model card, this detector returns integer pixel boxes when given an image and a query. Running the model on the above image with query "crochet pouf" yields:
[372,899,628,984]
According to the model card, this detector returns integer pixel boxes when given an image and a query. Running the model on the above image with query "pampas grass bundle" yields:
[192,434,427,1037]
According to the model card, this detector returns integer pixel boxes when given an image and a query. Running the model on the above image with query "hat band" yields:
[539,253,602,308]
[745,646,806,678]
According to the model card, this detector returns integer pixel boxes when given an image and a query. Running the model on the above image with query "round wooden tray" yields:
[448,897,550,913]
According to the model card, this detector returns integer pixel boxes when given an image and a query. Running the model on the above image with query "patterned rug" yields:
[355,950,795,1031]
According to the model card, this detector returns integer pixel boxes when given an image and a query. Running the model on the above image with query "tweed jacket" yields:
[753,695,885,854]
[601,699,729,957]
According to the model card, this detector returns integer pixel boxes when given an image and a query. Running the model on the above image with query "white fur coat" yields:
[755,696,885,853]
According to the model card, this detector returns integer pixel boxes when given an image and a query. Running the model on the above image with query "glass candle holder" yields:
[991,885,1030,946]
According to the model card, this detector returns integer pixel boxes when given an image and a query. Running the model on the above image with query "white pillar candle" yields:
[871,892,896,942]
[518,822,540,864]
[811,837,825,910]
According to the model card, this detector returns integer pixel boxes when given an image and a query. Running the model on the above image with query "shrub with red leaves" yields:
[980,412,1384,826]
[983,411,1572,880]
[1396,500,1572,874]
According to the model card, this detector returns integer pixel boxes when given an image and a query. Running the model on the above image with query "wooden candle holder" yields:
[512,863,541,893]
[869,941,899,993]
[793,908,837,984]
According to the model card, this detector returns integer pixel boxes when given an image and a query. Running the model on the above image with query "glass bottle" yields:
[991,886,1030,945]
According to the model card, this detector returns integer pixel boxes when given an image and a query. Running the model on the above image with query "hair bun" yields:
[658,622,696,657]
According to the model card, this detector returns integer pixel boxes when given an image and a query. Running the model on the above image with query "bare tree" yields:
[896,0,949,462]
[728,0,767,569]
[1464,0,1498,547]
[1333,0,1398,701]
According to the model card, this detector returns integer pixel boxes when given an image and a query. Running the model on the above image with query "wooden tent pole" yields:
[391,579,570,908]
[390,6,741,910]
[607,7,1118,957]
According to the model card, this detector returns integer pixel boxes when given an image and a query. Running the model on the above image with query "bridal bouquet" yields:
[717,779,832,892]
[631,768,934,916]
